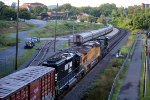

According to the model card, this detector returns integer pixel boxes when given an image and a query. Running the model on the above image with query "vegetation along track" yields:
[29,41,54,66]
[61,28,128,99]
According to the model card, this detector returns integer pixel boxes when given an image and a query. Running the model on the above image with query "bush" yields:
[0,35,20,46]
[83,58,124,100]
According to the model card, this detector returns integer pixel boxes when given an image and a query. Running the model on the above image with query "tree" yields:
[33,6,43,16]
[11,2,16,9]
[97,15,107,25]
[0,1,17,20]
[86,15,95,23]
[19,8,31,21]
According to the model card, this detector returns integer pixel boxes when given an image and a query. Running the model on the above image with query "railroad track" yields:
[59,28,128,99]
[29,41,54,66]
[109,29,127,51]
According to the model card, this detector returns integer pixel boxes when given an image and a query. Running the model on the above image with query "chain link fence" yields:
[0,56,15,78]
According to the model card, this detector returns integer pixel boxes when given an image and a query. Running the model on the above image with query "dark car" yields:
[24,41,34,49]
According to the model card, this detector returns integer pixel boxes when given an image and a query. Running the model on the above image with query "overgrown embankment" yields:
[29,21,103,38]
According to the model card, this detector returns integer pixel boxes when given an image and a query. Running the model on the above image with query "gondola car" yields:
[72,24,113,45]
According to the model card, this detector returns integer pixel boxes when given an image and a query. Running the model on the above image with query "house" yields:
[47,11,65,19]
[77,13,89,22]
[141,3,150,9]
[20,2,44,11]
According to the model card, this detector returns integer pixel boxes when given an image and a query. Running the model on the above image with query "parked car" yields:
[31,37,40,42]
[24,41,34,49]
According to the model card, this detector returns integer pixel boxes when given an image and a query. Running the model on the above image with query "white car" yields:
[31,37,40,42]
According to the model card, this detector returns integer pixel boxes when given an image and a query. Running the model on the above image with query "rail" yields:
[108,36,137,100]
[29,41,53,66]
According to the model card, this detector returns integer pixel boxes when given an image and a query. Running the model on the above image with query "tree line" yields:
[0,1,150,30]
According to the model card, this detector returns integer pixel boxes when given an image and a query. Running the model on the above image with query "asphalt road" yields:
[0,19,47,78]
[0,19,47,59]
[118,34,143,100]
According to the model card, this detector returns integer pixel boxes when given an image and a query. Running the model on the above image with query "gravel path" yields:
[118,34,143,100]
[63,29,129,100]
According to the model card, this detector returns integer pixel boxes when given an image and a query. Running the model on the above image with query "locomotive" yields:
[42,37,109,96]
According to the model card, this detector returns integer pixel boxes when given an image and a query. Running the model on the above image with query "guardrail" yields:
[108,37,137,100]
[143,38,150,97]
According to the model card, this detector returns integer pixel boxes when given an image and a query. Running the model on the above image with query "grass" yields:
[17,42,42,68]
[0,42,42,78]
[83,58,124,100]
[29,21,103,38]
[0,20,35,34]
[0,20,35,50]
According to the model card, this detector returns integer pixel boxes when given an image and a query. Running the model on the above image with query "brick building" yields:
[141,3,150,9]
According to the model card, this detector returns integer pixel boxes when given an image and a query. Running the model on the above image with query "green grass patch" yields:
[83,58,124,100]
[17,42,42,68]
[0,42,42,78]
[29,21,103,38]
[0,20,35,34]
[111,59,130,100]
[0,20,35,50]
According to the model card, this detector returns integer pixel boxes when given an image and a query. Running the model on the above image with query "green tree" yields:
[11,2,16,9]
[97,15,107,25]
[33,6,43,15]
[0,4,17,20]
[19,8,31,21]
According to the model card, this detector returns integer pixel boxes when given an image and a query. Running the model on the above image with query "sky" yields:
[1,0,150,7]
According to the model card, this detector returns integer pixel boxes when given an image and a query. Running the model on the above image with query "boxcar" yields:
[0,66,55,100]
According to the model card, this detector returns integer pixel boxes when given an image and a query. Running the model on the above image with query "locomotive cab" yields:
[42,51,82,93]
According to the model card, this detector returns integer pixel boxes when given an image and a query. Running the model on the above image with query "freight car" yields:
[0,66,55,100]
[72,24,113,45]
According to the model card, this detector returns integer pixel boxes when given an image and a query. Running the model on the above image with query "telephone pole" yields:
[15,0,19,70]
[54,3,58,52]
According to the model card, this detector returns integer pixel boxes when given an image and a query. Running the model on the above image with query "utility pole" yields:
[54,3,58,52]
[72,10,75,43]
[15,0,19,70]
[73,19,75,43]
